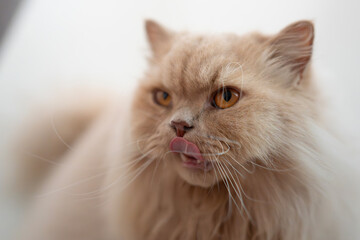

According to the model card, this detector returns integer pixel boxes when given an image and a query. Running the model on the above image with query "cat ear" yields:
[265,20,314,85]
[145,20,173,58]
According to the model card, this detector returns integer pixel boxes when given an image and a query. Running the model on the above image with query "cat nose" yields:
[170,120,193,137]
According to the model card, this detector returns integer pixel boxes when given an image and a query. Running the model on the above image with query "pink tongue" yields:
[169,137,203,160]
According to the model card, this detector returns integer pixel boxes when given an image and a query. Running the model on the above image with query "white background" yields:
[0,0,359,238]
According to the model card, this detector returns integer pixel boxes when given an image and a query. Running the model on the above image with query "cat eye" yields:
[153,90,172,107]
[212,87,240,109]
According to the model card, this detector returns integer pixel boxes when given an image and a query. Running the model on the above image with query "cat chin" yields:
[174,160,219,188]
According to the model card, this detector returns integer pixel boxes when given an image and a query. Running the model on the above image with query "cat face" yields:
[130,20,315,187]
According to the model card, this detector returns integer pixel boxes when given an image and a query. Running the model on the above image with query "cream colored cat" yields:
[17,20,359,240]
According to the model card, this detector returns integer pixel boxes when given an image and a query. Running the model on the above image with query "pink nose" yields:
[170,120,193,137]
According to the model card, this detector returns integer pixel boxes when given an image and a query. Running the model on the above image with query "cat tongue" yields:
[169,137,203,161]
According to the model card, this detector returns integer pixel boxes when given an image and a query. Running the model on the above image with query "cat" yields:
[16,20,359,240]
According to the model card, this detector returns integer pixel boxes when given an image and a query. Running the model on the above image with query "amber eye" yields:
[154,90,172,107]
[212,87,240,109]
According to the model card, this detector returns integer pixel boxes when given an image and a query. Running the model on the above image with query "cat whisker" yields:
[109,156,156,193]
[73,148,157,198]
[35,170,111,199]
[221,161,253,221]
[77,156,157,201]
[76,158,158,206]
[198,133,242,149]
[214,140,253,219]
[226,62,244,98]
[213,139,245,179]
[74,136,166,199]
[214,159,244,218]
[207,154,221,192]
[224,153,256,175]
[250,161,296,172]
[166,146,230,157]
[221,157,245,179]
[50,113,73,150]
[216,141,278,204]
[212,140,264,204]
[209,157,232,224]
[22,136,154,171]
[24,151,61,166]
[104,135,158,162]
[36,148,156,198]
[136,109,162,121]
[150,154,164,185]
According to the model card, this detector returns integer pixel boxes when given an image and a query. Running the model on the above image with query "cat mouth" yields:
[180,154,213,171]
[169,137,213,171]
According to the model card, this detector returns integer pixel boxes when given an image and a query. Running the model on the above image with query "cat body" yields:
[17,20,359,240]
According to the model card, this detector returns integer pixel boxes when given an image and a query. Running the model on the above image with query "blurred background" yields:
[0,0,359,239]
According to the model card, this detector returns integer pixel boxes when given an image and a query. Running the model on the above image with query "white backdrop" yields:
[0,0,359,238]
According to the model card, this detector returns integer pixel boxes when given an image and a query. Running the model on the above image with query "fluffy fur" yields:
[17,20,359,240]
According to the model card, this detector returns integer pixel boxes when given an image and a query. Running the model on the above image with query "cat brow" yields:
[210,69,220,87]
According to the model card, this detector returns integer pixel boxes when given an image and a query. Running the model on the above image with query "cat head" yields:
[130,20,316,188]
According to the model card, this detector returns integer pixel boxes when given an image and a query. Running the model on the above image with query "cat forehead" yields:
[160,34,253,91]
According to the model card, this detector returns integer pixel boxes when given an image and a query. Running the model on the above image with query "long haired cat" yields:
[17,20,359,240]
